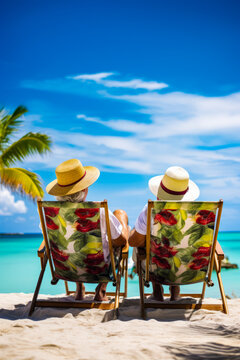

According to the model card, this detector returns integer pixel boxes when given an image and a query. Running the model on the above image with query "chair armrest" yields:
[38,240,45,258]
[122,242,129,254]
[215,241,224,261]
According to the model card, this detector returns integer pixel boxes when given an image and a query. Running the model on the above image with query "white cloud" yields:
[71,72,113,82]
[18,71,240,229]
[0,187,27,216]
[102,78,168,90]
[19,74,240,203]
[72,72,168,91]
[76,114,100,122]
[103,91,240,137]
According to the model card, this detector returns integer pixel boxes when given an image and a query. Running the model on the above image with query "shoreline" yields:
[0,230,240,236]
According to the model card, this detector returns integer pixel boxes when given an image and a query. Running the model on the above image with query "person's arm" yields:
[111,209,129,247]
[128,204,147,248]
[129,228,146,247]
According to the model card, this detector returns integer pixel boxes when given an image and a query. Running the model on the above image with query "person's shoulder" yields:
[142,203,148,211]
[139,203,148,216]
[134,203,148,235]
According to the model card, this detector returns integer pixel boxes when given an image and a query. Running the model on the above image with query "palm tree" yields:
[0,105,52,200]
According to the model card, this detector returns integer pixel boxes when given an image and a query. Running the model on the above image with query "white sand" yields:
[0,293,240,360]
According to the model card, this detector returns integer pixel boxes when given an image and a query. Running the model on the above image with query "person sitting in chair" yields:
[46,158,129,301]
[129,166,200,301]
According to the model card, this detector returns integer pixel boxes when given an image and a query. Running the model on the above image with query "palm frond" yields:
[1,132,52,166]
[0,106,28,149]
[0,167,44,200]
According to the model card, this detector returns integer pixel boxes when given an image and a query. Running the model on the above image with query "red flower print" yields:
[189,258,209,270]
[44,207,60,217]
[76,218,100,232]
[151,241,177,258]
[50,240,58,249]
[162,237,170,248]
[51,247,69,262]
[46,216,59,230]
[75,208,99,219]
[196,210,215,225]
[192,246,211,258]
[54,259,70,271]
[152,256,171,269]
[86,264,108,275]
[155,210,177,226]
[84,251,104,266]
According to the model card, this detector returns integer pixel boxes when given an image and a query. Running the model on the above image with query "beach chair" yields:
[137,199,228,319]
[29,200,128,316]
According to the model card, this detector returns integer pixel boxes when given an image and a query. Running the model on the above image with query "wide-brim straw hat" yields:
[148,166,200,201]
[46,159,100,196]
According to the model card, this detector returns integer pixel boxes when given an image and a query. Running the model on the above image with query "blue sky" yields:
[1,0,240,232]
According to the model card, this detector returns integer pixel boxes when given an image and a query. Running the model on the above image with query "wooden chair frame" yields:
[29,200,128,316]
[138,199,229,319]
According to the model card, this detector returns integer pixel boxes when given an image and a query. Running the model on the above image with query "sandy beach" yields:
[0,293,240,360]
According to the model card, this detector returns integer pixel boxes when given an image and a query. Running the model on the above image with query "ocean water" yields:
[0,233,239,298]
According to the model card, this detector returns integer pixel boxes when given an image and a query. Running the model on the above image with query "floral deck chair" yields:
[29,200,128,316]
[137,200,228,318]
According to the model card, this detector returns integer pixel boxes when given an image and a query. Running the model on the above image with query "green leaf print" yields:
[86,213,100,222]
[180,209,187,221]
[187,202,218,216]
[65,259,78,272]
[189,271,205,283]
[192,228,214,248]
[48,230,68,250]
[56,269,80,281]
[179,270,198,283]
[170,257,179,273]
[74,238,88,252]
[81,202,99,209]
[187,203,203,216]
[157,226,183,245]
[158,226,171,238]
[173,256,181,270]
[80,241,102,255]
[168,271,177,283]
[68,231,88,243]
[153,202,166,213]
[52,215,67,236]
[89,229,101,237]
[177,248,195,264]
[185,224,209,245]
[63,209,79,223]
[171,229,184,244]
[68,253,85,267]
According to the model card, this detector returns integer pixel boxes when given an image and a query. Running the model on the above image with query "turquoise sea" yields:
[0,233,240,298]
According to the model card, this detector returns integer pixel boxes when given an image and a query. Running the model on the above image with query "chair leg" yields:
[201,281,206,300]
[137,256,145,319]
[29,254,48,316]
[64,281,70,295]
[121,259,125,277]
[214,253,229,314]
[113,262,122,318]
[114,262,121,309]
[124,258,128,298]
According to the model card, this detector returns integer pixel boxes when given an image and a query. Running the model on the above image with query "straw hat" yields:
[148,166,200,201]
[46,159,100,196]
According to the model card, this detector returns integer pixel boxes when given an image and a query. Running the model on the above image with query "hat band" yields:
[58,171,86,187]
[160,181,189,195]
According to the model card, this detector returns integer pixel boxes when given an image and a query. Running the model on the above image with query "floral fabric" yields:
[42,201,114,283]
[149,201,218,285]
